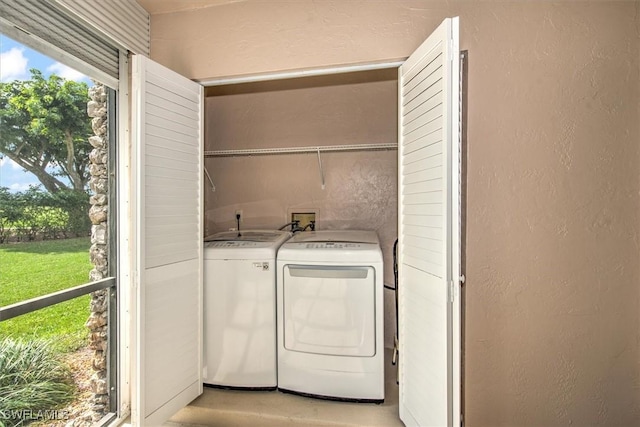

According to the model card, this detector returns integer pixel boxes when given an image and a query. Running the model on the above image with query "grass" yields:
[0,237,92,351]
[0,338,75,427]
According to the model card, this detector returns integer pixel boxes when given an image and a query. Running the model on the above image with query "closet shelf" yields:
[204,143,397,157]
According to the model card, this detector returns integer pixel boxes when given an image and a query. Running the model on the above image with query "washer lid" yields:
[204,229,292,259]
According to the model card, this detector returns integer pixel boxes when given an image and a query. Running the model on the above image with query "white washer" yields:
[203,230,291,389]
[276,230,384,402]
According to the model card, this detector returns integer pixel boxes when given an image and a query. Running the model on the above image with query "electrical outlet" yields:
[291,212,316,231]
[235,209,243,222]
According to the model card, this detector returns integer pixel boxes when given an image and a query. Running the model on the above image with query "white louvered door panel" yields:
[131,55,203,426]
[398,17,461,427]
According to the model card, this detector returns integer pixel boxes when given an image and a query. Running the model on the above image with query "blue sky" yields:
[0,34,91,192]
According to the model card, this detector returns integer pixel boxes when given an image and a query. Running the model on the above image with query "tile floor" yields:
[165,350,403,427]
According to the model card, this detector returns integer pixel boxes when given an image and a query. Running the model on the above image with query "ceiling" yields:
[136,0,246,15]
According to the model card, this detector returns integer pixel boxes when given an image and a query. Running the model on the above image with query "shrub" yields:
[0,338,74,426]
[0,188,22,243]
[0,186,90,242]
[46,189,91,238]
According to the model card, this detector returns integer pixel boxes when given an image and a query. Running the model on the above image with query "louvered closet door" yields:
[398,17,461,427]
[131,55,203,426]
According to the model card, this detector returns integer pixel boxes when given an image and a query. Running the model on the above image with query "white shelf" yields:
[204,143,397,157]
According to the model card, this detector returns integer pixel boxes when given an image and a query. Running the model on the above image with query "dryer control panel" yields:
[303,242,363,249]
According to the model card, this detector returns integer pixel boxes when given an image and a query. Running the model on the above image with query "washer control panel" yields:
[205,241,261,248]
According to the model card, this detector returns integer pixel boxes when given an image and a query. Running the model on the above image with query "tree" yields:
[0,69,92,193]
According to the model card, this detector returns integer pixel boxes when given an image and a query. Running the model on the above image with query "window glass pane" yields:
[0,298,93,425]
[0,237,92,303]
[0,295,90,350]
[1,32,115,425]
[1,34,93,298]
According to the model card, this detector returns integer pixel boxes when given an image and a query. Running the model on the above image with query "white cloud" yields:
[0,158,37,192]
[47,62,88,82]
[0,157,24,170]
[0,47,29,82]
[8,182,38,192]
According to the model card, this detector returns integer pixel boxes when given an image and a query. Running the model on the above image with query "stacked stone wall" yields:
[85,83,109,422]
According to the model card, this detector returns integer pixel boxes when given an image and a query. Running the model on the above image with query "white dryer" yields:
[276,230,384,402]
[203,230,291,389]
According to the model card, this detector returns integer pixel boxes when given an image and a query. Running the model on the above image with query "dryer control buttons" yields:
[304,242,361,249]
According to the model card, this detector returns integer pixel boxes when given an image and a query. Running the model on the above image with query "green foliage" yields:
[0,238,92,351]
[0,186,90,242]
[0,188,21,243]
[44,189,91,239]
[0,338,74,427]
[0,70,92,193]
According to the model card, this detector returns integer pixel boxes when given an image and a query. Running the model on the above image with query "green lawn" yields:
[0,237,92,351]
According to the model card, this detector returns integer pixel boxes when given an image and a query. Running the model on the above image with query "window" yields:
[0,33,118,425]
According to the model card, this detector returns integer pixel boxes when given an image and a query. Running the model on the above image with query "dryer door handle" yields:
[287,266,369,279]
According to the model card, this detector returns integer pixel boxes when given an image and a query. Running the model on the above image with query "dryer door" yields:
[283,265,376,357]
